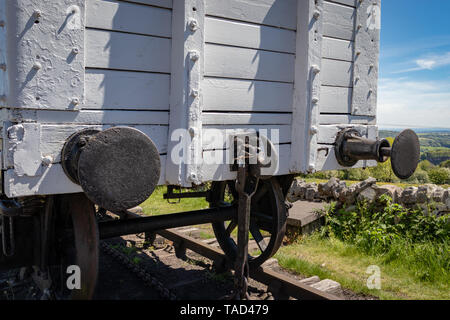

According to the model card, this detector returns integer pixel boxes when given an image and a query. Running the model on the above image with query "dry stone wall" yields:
[287,177,450,216]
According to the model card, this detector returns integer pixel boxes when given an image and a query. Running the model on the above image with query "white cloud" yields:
[377,78,450,128]
[392,52,450,73]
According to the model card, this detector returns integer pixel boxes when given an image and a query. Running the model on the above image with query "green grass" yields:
[139,186,209,216]
[275,234,450,300]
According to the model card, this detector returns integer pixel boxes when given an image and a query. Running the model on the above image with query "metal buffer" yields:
[334,129,420,179]
[61,127,161,212]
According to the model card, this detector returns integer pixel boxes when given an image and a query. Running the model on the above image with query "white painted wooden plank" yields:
[86,29,170,73]
[202,113,292,125]
[202,78,293,112]
[205,17,296,53]
[325,0,355,7]
[115,0,172,9]
[321,59,353,87]
[40,124,168,163]
[33,110,169,125]
[319,114,376,125]
[320,86,352,114]
[198,144,292,182]
[202,125,291,150]
[0,1,7,101]
[315,148,377,171]
[4,165,83,198]
[87,0,171,37]
[323,1,355,40]
[205,0,297,30]
[290,0,316,173]
[322,37,354,61]
[85,70,170,110]
[205,44,295,83]
[351,0,380,117]
[4,155,167,198]
[317,124,377,144]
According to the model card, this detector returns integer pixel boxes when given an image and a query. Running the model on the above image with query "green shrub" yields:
[418,160,435,172]
[440,159,450,168]
[428,167,450,184]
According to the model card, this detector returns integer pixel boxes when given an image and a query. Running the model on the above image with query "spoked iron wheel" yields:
[209,177,287,269]
[49,193,99,299]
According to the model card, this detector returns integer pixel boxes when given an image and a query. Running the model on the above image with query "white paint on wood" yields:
[290,0,324,173]
[202,78,293,112]
[319,114,376,125]
[4,0,85,110]
[165,0,205,187]
[4,154,167,198]
[86,29,171,73]
[39,124,168,163]
[8,123,41,177]
[85,70,170,110]
[25,110,169,125]
[321,59,353,87]
[198,144,291,182]
[0,0,7,103]
[320,86,352,114]
[114,0,172,9]
[318,124,377,144]
[326,0,355,7]
[205,17,296,53]
[205,44,295,83]
[202,125,291,150]
[323,1,355,40]
[86,0,171,37]
[203,113,291,126]
[322,37,354,62]
[205,0,297,30]
[351,0,380,116]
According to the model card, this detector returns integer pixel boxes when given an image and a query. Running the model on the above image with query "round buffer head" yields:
[77,127,161,212]
[390,129,420,180]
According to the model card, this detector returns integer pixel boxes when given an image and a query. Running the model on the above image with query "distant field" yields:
[380,130,450,166]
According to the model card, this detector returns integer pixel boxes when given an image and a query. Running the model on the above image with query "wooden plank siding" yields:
[319,0,356,116]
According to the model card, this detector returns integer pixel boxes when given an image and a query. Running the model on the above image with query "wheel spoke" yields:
[249,223,267,252]
[252,183,269,203]
[226,220,237,236]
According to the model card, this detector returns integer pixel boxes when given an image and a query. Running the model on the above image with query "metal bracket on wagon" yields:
[61,127,161,212]
[229,133,279,179]
[334,128,420,180]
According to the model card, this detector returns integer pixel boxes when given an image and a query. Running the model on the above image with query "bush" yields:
[428,167,450,185]
[322,196,449,253]
[418,160,435,172]
[440,159,450,168]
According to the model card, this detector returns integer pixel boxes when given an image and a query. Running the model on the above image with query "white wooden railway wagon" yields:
[0,0,420,299]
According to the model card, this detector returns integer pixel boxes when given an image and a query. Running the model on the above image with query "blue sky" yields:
[378,0,450,128]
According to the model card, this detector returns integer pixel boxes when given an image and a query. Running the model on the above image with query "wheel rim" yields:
[210,177,286,269]
[51,193,99,300]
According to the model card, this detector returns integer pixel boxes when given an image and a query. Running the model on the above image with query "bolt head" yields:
[191,89,199,98]
[72,47,79,55]
[310,126,318,135]
[188,127,195,136]
[34,10,42,18]
[190,51,200,61]
[313,10,320,19]
[33,62,42,70]
[189,19,199,31]
[308,164,315,172]
[71,97,80,105]
[311,65,321,74]
[312,97,319,104]
[42,156,53,167]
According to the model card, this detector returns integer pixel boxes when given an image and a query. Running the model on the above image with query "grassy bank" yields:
[276,234,449,300]
[139,186,449,300]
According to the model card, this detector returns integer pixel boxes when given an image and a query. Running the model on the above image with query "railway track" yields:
[95,210,341,301]
[1,210,341,300]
